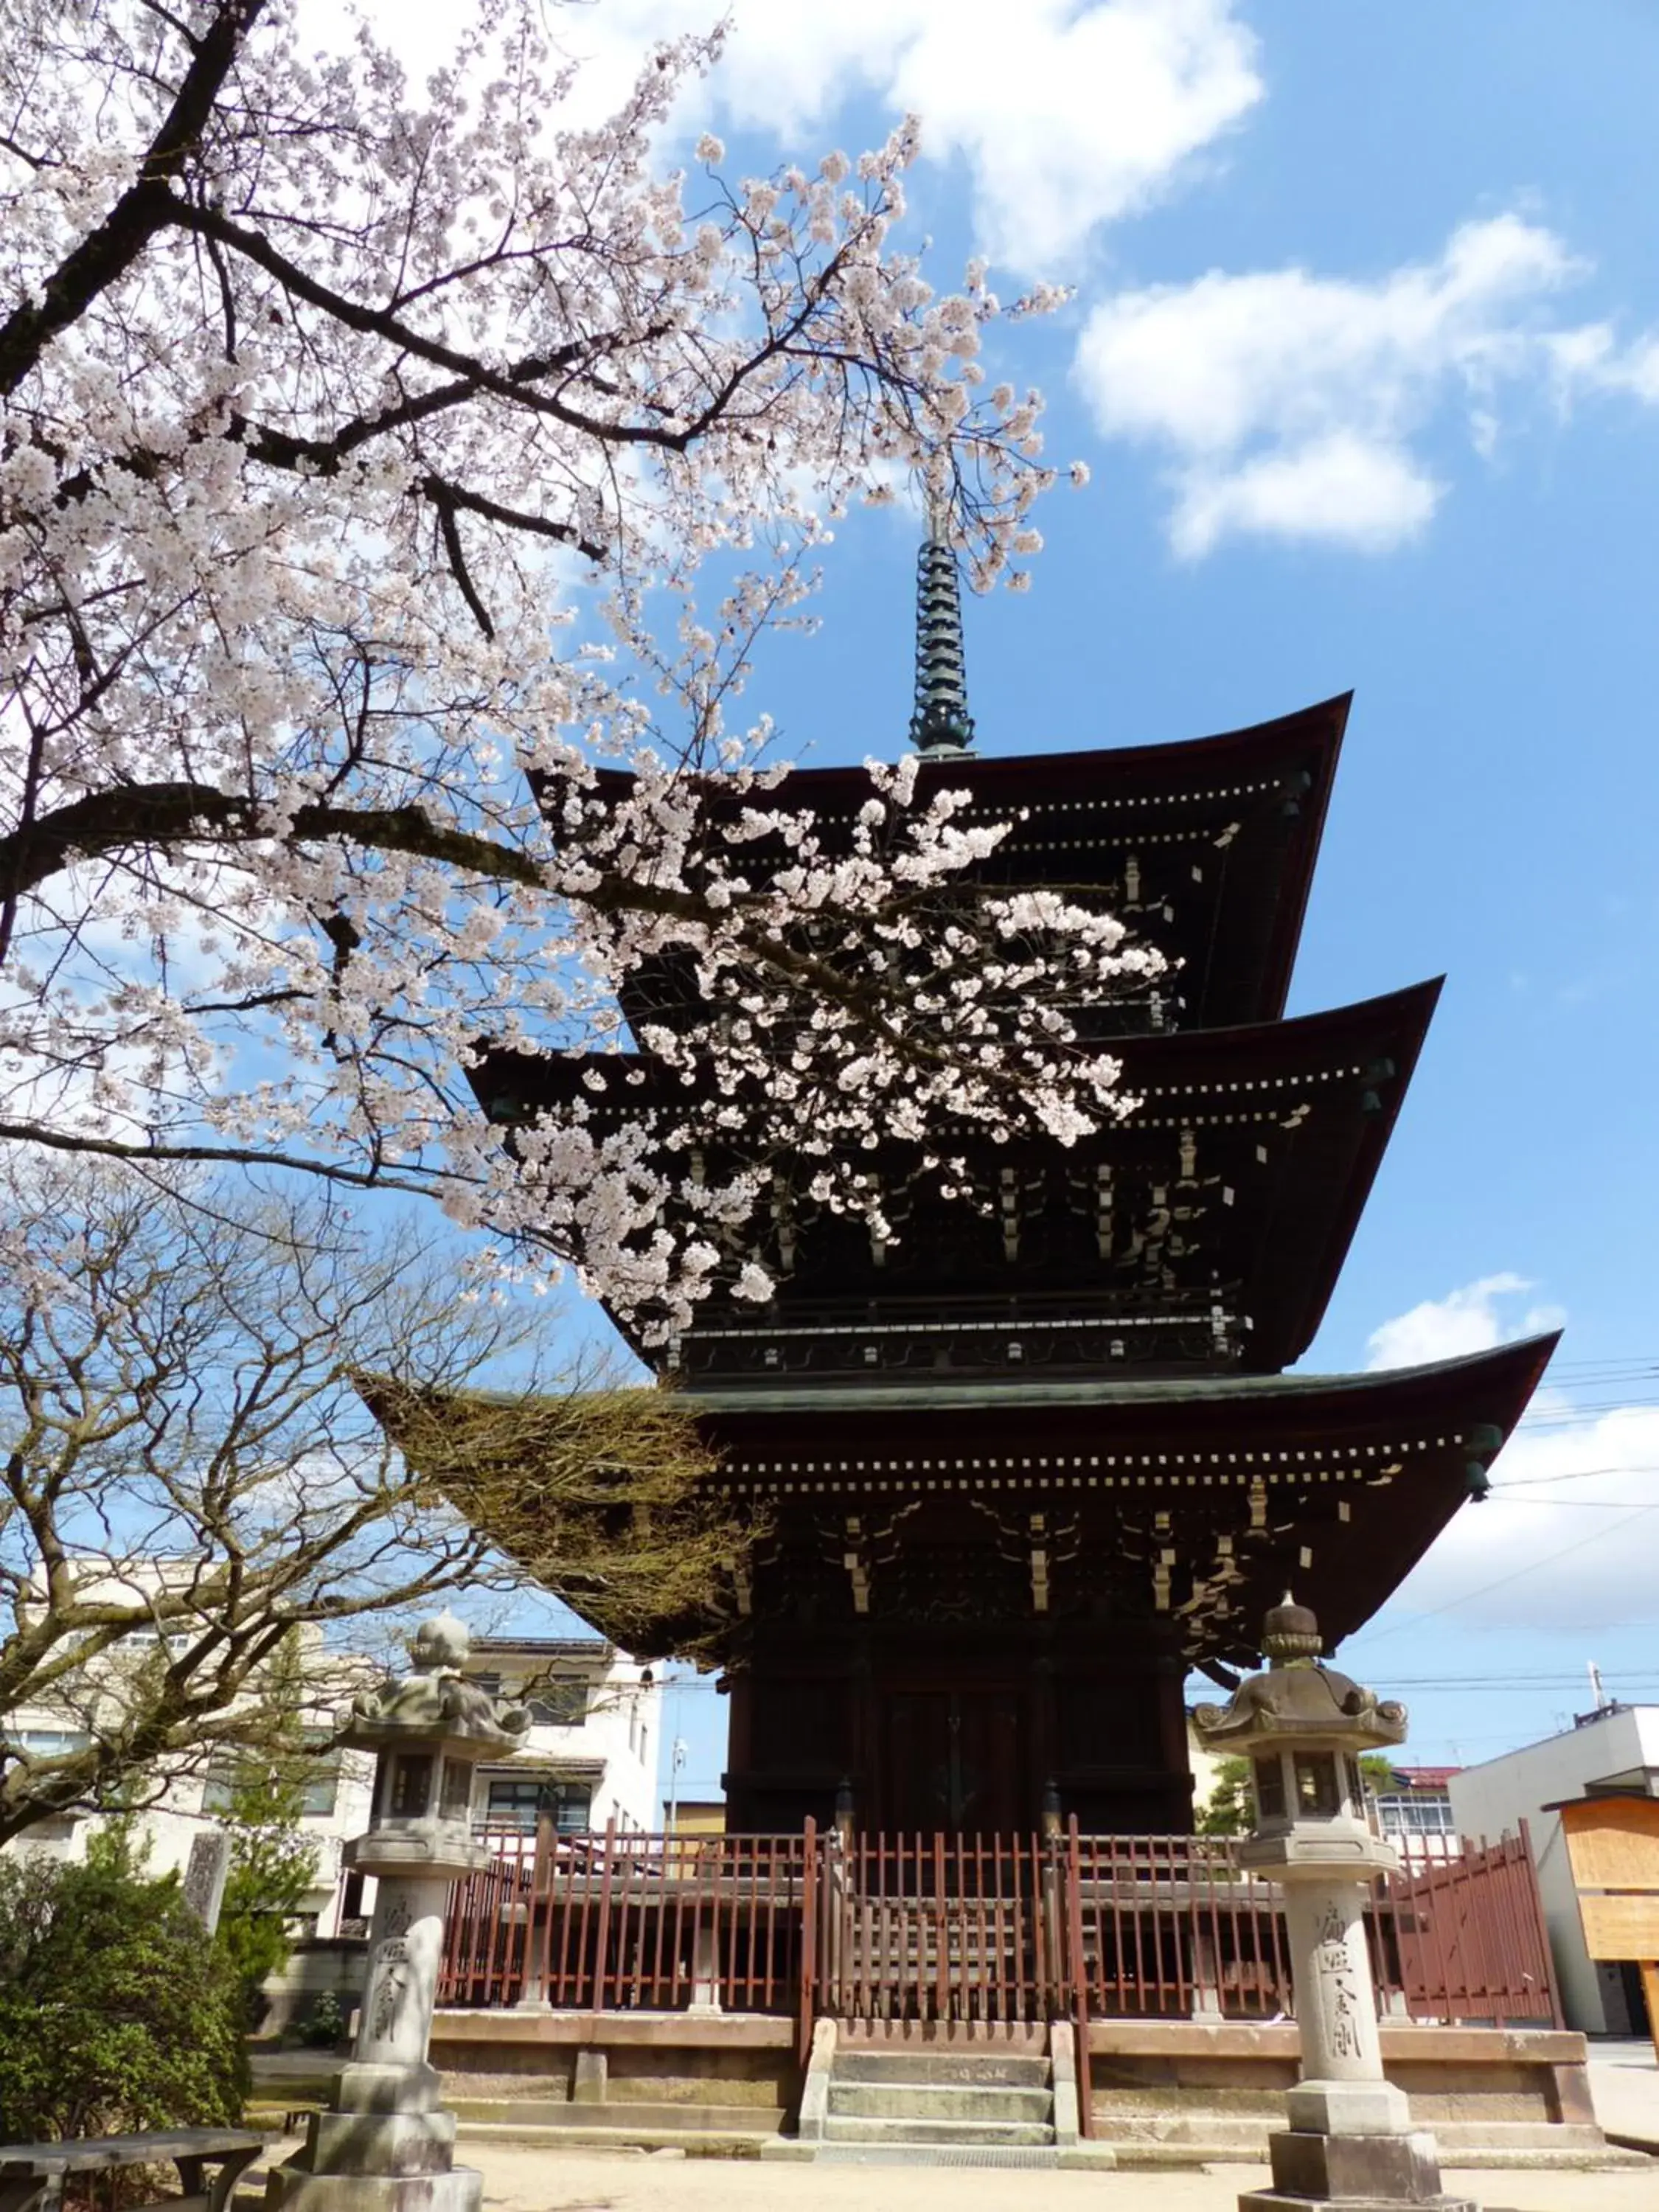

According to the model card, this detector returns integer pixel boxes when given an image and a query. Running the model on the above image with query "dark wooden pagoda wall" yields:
[720,1495,1194,1837]
[724,1622,1190,1837]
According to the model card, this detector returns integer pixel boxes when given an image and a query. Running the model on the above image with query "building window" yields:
[554,1784,593,1832]
[527,1677,588,1727]
[1374,1793,1455,1834]
[4,1728,92,1759]
[201,1765,237,1815]
[484,1777,593,1834]
[298,1764,341,1818]
[484,1778,540,1831]
[638,1725,649,1771]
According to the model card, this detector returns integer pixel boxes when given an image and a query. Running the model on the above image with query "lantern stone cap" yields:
[341,1610,532,1756]
[344,1828,494,1880]
[1190,1593,1408,1755]
[1239,1828,1400,1879]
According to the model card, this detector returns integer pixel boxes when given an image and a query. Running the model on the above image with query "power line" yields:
[1358,1503,1655,1638]
[1496,1465,1659,1486]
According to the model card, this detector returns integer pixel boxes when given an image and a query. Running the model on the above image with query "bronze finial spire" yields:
[908,481,976,755]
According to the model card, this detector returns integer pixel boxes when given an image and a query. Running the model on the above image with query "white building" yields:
[4,1633,663,1938]
[1448,1703,1659,2037]
[3,1710,380,1936]
[1370,1763,1461,1860]
[459,1635,661,1839]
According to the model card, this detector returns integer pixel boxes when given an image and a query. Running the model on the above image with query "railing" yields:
[1066,1827,1296,2020]
[818,1829,1053,2026]
[441,1830,537,2006]
[436,1818,1559,2040]
[438,1820,815,2023]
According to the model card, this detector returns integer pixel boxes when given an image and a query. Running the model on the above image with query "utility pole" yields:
[666,1735,688,1835]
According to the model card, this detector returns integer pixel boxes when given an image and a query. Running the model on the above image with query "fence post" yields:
[588,1814,619,2018]
[1065,1815,1093,2141]
[516,1813,555,2011]
[799,1818,819,2067]
[1039,1787,1062,2017]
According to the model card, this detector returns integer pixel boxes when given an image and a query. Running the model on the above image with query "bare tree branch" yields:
[0,1157,735,1846]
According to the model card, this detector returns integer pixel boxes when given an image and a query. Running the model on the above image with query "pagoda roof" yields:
[684,1332,1559,1669]
[467,975,1441,1381]
[673,1332,1539,1416]
[557,693,1347,1036]
[376,1336,1557,1670]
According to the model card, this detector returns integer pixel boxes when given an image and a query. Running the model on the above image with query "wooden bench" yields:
[0,2130,263,2212]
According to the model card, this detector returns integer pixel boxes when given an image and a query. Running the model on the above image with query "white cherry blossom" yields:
[0,0,1155,1332]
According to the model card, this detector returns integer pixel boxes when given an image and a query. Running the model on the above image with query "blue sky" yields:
[392,1,1659,1807]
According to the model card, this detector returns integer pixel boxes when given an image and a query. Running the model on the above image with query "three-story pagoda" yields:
[455,523,1554,1837]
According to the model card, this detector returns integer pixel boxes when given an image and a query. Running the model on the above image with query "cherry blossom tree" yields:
[0,0,1158,1335]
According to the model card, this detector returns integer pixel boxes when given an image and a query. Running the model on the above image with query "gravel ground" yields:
[462,2140,1656,2212]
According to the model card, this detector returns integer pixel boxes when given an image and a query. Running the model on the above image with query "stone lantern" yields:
[269,1613,530,2212]
[1192,1595,1472,2212]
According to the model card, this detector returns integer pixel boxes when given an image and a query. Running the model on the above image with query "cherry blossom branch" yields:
[0,0,1116,1326]
[0,0,266,397]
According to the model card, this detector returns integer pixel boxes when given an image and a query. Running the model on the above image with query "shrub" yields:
[0,1829,246,2139]
[1195,1756,1253,1837]
[211,1766,321,2033]
[299,1989,346,2049]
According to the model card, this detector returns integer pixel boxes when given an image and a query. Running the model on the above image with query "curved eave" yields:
[681,1331,1557,1433]
[371,1336,1558,1669]
[554,693,1347,1029]
[466,975,1440,1377]
[470,972,1435,1126]
[689,1331,1561,1666]
[1119,977,1442,1369]
[571,693,1346,812]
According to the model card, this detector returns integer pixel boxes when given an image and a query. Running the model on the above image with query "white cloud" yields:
[1546,321,1659,404]
[1357,1277,1659,1635]
[1073,213,1659,555]
[1170,434,1441,560]
[357,0,1263,274]
[1365,1271,1561,1373]
[1377,1399,1659,1635]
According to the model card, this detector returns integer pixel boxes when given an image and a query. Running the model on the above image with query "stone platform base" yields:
[265,2096,481,2212]
[1238,2124,1473,2211]
[401,2010,1643,2170]
[265,2168,481,2212]
[1239,2196,1475,2212]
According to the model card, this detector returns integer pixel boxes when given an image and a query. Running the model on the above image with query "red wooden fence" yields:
[436,1820,1559,2037]
[1389,1825,1558,2025]
[438,1821,813,2017]
[1066,1825,1297,2020]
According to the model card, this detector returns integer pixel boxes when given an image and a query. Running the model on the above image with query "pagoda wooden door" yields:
[883,1686,1023,1833]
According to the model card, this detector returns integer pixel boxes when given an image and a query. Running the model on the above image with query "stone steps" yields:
[834,2048,1048,2088]
[821,2114,1055,2148]
[817,2040,1057,2152]
[828,2081,1052,2123]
